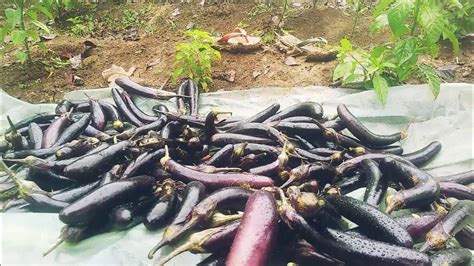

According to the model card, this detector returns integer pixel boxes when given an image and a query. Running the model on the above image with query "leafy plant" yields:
[172,30,221,92]
[66,15,94,36]
[1,0,53,63]
[333,0,469,104]
[39,0,83,22]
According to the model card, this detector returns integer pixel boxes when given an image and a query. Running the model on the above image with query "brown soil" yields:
[1,4,471,103]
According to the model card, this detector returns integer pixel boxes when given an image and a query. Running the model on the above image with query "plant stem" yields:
[410,0,421,36]
[279,0,288,28]
[19,0,32,63]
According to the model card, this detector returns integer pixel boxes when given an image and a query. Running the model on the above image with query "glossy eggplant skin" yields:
[50,180,101,203]
[455,226,474,249]
[210,133,274,146]
[28,122,43,149]
[435,170,474,185]
[25,193,69,213]
[361,159,387,207]
[224,103,280,130]
[337,104,403,146]
[89,100,106,131]
[143,184,178,230]
[3,113,56,135]
[226,191,278,266]
[326,195,413,247]
[42,113,72,148]
[170,181,206,226]
[111,87,144,127]
[439,182,474,200]
[121,149,165,179]
[280,203,430,266]
[264,102,323,123]
[63,141,131,182]
[393,211,445,240]
[188,79,199,116]
[120,90,158,123]
[99,101,124,131]
[53,114,91,146]
[402,141,442,167]
[202,144,234,167]
[59,175,154,226]
[429,248,472,266]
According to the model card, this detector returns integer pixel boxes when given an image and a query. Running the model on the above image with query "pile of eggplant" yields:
[1,77,473,266]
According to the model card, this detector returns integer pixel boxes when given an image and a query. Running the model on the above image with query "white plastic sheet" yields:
[1,83,473,265]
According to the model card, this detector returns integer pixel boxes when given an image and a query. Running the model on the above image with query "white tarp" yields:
[0,83,473,265]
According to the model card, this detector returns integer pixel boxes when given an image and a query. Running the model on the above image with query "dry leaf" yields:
[284,56,300,66]
[102,64,136,87]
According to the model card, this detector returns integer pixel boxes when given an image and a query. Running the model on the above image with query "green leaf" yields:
[333,62,353,81]
[373,73,389,105]
[34,3,54,20]
[418,4,444,46]
[0,26,11,43]
[372,14,388,32]
[373,0,395,17]
[26,29,39,41]
[386,0,414,37]
[5,8,21,27]
[442,26,459,55]
[31,20,51,34]
[393,38,417,66]
[419,64,441,98]
[339,38,353,52]
[16,50,28,63]
[26,10,38,21]
[11,30,26,45]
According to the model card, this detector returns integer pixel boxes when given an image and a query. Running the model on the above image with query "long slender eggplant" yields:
[83,125,110,140]
[176,79,190,115]
[160,147,274,189]
[229,123,287,145]
[144,182,178,230]
[121,149,165,179]
[429,248,472,266]
[3,113,56,135]
[435,170,474,185]
[361,159,387,206]
[439,182,473,200]
[25,193,69,212]
[393,211,446,239]
[402,141,442,167]
[281,163,336,188]
[55,100,73,114]
[115,77,183,99]
[99,101,124,131]
[98,164,121,186]
[111,87,144,127]
[89,100,106,131]
[42,112,72,148]
[53,114,91,146]
[59,175,154,225]
[264,102,323,123]
[55,138,99,160]
[202,144,234,167]
[420,200,474,252]
[156,221,240,266]
[28,122,43,149]
[226,191,278,266]
[336,153,415,176]
[3,145,64,159]
[5,116,25,150]
[334,174,364,194]
[223,103,280,130]
[381,158,440,213]
[120,90,158,123]
[110,196,157,230]
[151,181,206,256]
[337,104,405,146]
[161,121,182,139]
[249,144,289,176]
[63,141,131,182]
[279,195,429,266]
[50,180,101,203]
[211,133,274,146]
[327,195,413,247]
[294,239,344,266]
[28,167,76,191]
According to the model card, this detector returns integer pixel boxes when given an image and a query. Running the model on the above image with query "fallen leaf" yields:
[284,56,300,66]
[171,8,181,17]
[102,64,136,86]
[146,58,161,70]
[225,70,236,82]
[252,70,262,79]
[72,75,84,86]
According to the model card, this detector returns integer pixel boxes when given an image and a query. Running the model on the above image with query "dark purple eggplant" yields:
[55,100,73,114]
[42,112,72,148]
[53,114,91,147]
[62,141,131,182]
[3,145,65,159]
[336,153,415,176]
[294,239,344,266]
[83,125,110,140]
[210,133,274,146]
[115,77,183,99]
[334,174,364,194]
[50,180,101,203]
[327,195,414,247]
[160,148,274,189]
[99,101,124,131]
[59,175,154,226]
[264,102,323,123]
[202,144,234,167]
[156,221,240,266]
[337,104,405,146]
[223,103,280,130]
[176,79,190,115]
[111,87,144,127]
[55,138,99,160]
[361,159,387,206]
[110,196,157,230]
[439,182,473,200]
[25,193,69,212]
[158,181,206,245]
[380,158,440,213]
[420,200,474,252]
[281,163,336,188]
[88,100,106,131]
[435,170,474,185]
[143,181,178,230]
[188,79,199,116]
[455,226,474,249]
[402,141,442,167]
[160,121,182,139]
[3,113,56,135]
[429,248,472,266]
[229,123,287,145]
[28,122,43,149]
[28,167,76,191]
[120,90,158,123]
[226,191,278,266]
[279,196,430,266]
[98,164,121,186]
[121,149,165,179]
[393,211,446,240]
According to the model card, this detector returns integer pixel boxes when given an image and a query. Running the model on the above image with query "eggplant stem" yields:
[6,116,17,134]
[43,238,65,257]
[154,241,194,266]
[148,239,168,259]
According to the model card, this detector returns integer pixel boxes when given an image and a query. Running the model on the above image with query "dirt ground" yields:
[1,3,472,103]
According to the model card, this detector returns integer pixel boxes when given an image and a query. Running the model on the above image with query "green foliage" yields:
[172,30,221,92]
[66,15,94,36]
[333,0,470,104]
[102,5,153,32]
[1,0,53,64]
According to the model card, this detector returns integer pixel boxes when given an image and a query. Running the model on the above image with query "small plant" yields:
[0,0,53,63]
[42,56,71,76]
[333,0,469,104]
[66,15,94,36]
[172,30,221,92]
